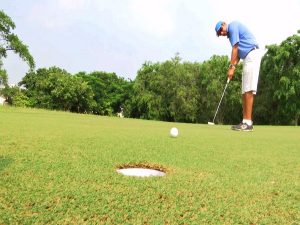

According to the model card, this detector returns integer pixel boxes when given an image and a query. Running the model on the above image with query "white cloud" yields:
[28,2,68,29]
[57,0,90,11]
[28,0,92,29]
[128,0,175,38]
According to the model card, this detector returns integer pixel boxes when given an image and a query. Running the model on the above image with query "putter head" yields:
[208,122,215,125]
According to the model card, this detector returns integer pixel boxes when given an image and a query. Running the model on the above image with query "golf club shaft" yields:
[212,78,230,123]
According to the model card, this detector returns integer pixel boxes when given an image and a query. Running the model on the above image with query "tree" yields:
[75,71,133,116]
[129,54,242,124]
[162,56,199,122]
[20,67,95,112]
[0,10,35,70]
[256,30,300,125]
[4,86,30,107]
[0,66,9,102]
[133,61,169,120]
[0,67,8,87]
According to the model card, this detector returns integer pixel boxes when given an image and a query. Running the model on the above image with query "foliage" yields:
[0,85,29,106]
[75,71,133,116]
[18,68,132,115]
[127,54,242,124]
[256,30,300,125]
[0,67,8,88]
[129,56,201,122]
[20,67,95,112]
[10,87,30,107]
[0,10,35,69]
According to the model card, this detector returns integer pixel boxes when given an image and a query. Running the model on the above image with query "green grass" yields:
[0,106,299,224]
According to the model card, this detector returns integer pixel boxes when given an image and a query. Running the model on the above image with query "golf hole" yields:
[116,163,166,177]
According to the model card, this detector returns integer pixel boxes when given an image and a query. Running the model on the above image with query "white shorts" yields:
[242,49,262,95]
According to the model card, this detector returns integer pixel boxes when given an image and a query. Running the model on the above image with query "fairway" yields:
[0,106,299,224]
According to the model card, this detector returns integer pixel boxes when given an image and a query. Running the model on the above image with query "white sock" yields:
[242,119,253,126]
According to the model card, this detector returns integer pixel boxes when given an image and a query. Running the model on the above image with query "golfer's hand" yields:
[227,68,235,80]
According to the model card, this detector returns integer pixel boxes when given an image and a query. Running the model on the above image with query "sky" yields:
[1,0,300,85]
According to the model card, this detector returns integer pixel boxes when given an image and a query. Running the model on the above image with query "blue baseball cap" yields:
[215,21,223,36]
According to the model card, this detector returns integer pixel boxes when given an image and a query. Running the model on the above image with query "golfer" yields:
[215,21,261,131]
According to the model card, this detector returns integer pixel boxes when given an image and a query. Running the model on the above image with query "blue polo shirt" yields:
[227,21,259,59]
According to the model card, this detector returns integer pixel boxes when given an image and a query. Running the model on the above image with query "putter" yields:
[208,78,230,125]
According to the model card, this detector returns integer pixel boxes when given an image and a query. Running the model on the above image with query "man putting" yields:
[215,21,261,131]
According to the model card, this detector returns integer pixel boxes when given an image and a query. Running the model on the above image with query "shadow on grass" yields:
[0,156,13,171]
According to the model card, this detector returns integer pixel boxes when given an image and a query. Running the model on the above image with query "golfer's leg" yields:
[243,91,254,120]
[242,50,260,123]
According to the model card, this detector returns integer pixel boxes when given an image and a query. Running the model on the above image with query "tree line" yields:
[1,10,299,125]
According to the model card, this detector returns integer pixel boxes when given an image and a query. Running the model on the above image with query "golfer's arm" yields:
[230,44,239,66]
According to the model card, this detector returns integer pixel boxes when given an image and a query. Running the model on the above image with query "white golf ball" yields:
[170,127,179,137]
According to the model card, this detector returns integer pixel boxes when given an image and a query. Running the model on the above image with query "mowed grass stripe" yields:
[0,106,299,224]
